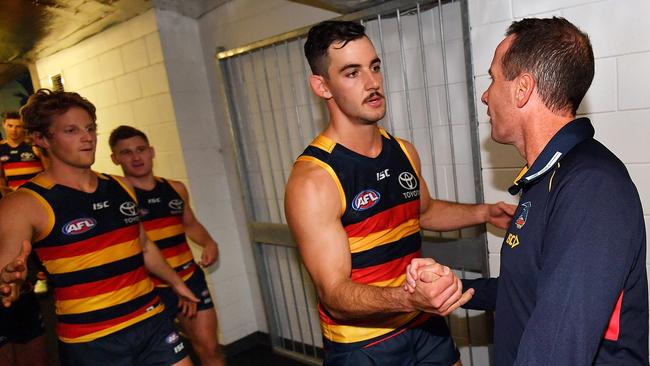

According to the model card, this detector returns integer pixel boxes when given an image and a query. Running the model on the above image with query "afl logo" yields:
[169,199,184,211]
[119,201,138,217]
[62,218,97,235]
[398,172,418,190]
[352,189,381,211]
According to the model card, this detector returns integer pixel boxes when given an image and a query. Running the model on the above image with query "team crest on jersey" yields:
[352,189,381,211]
[169,199,184,211]
[20,152,35,161]
[514,201,531,229]
[165,331,180,344]
[62,218,97,235]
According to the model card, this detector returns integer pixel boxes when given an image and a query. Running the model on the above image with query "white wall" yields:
[469,0,650,289]
[33,9,187,180]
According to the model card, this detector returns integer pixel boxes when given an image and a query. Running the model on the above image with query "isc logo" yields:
[352,189,381,211]
[62,218,97,235]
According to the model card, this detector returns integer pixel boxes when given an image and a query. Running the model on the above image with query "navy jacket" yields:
[464,118,648,365]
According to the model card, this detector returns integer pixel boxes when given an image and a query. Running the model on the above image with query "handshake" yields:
[402,258,474,317]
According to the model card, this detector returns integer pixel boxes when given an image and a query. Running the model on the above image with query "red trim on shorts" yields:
[362,313,431,349]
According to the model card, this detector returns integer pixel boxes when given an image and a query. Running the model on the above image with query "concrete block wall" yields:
[469,0,650,290]
[33,9,186,181]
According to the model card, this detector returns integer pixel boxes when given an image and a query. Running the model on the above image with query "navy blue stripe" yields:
[351,233,421,269]
[47,254,144,288]
[153,234,186,250]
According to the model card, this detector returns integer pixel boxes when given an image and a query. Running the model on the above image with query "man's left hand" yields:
[486,201,516,229]
[200,242,219,267]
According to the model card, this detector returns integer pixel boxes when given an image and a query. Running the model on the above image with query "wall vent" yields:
[51,74,64,91]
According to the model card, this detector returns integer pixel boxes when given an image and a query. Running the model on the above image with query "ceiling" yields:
[0,0,389,87]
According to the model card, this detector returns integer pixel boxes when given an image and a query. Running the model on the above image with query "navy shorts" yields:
[157,268,214,320]
[57,312,187,366]
[0,287,45,347]
[323,316,459,366]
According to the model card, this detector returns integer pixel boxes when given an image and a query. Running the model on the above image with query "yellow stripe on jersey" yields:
[321,311,421,343]
[109,174,138,203]
[349,218,420,253]
[368,273,407,288]
[58,305,163,344]
[19,188,55,242]
[56,277,155,315]
[43,239,141,274]
[29,174,56,189]
[166,251,195,269]
[394,137,421,181]
[5,166,43,176]
[146,223,184,242]
[296,155,347,216]
[309,134,337,153]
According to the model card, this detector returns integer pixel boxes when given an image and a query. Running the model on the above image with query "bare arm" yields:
[113,176,199,315]
[285,161,466,321]
[0,191,46,306]
[170,180,219,267]
[400,140,514,231]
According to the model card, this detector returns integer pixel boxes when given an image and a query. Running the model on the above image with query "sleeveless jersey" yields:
[20,173,163,343]
[297,128,428,344]
[135,178,196,287]
[0,141,43,189]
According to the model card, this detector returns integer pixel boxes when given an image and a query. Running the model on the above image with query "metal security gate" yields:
[216,1,492,364]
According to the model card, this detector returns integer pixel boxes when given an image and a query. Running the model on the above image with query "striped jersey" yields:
[20,173,163,343]
[297,128,428,344]
[0,141,43,189]
[135,178,196,287]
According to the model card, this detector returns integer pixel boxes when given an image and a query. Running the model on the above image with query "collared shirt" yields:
[465,118,648,365]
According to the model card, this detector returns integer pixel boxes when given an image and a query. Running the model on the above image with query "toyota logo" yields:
[398,172,418,190]
[119,201,139,217]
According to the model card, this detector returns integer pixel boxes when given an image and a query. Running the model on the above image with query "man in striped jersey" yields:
[0,89,198,366]
[0,111,44,192]
[285,20,514,365]
[109,125,224,366]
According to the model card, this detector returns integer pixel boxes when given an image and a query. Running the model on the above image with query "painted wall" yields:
[469,0,650,289]
[33,10,185,180]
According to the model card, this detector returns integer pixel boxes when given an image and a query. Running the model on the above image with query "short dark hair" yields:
[304,20,367,77]
[108,125,149,150]
[20,89,96,135]
[3,111,20,122]
[503,17,594,115]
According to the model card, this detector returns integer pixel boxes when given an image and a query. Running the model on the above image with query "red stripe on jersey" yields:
[351,251,420,284]
[56,297,159,340]
[54,267,149,301]
[142,216,183,231]
[604,290,624,341]
[318,303,337,325]
[3,161,42,170]
[8,179,29,188]
[36,225,139,261]
[160,242,190,259]
[344,201,420,238]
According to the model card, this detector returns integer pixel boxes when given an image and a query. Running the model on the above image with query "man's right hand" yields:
[404,258,473,316]
[0,240,31,307]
